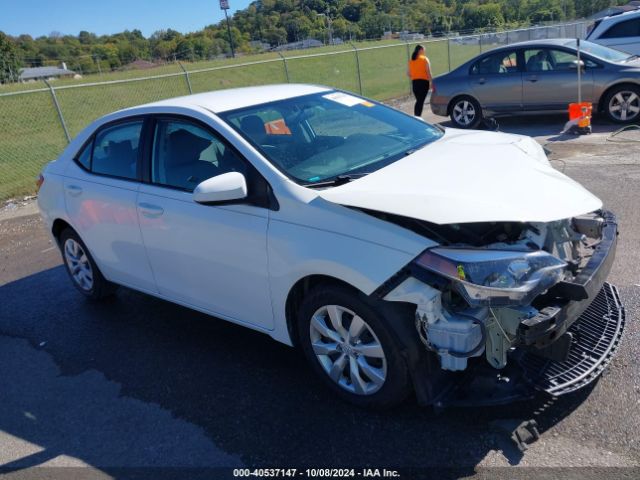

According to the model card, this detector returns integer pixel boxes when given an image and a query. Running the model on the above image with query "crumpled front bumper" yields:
[434,282,625,407]
[517,210,619,350]
[518,282,625,396]
[432,211,625,407]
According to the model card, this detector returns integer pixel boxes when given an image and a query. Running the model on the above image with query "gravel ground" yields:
[0,105,638,479]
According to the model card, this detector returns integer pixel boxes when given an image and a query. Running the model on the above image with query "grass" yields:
[0,38,479,202]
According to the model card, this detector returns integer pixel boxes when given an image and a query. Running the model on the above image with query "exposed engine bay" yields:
[379,210,616,374]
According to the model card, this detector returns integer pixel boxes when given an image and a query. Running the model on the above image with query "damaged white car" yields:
[37,85,625,408]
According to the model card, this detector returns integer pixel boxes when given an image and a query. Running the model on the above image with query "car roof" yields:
[494,38,576,49]
[600,8,640,22]
[138,83,332,113]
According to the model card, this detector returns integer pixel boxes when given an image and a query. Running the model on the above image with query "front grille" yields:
[518,282,625,396]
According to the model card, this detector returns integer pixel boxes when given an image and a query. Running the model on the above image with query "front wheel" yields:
[297,285,411,409]
[603,85,640,123]
[449,96,482,129]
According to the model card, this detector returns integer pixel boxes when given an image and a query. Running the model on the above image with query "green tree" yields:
[0,32,21,83]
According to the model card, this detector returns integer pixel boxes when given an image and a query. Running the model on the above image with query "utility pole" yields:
[318,11,333,45]
[94,55,102,76]
[219,0,235,58]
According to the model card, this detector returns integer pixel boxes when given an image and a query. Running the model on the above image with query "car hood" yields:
[318,128,602,225]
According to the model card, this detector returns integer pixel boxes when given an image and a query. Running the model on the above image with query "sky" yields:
[2,0,253,38]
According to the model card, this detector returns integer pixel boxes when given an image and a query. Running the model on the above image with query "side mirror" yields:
[193,172,247,205]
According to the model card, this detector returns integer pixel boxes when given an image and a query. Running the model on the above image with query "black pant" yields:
[412,79,430,116]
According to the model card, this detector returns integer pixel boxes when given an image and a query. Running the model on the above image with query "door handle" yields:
[65,184,83,197]
[527,76,538,83]
[138,202,164,218]
[477,78,486,85]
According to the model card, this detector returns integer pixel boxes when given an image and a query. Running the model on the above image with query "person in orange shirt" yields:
[407,45,432,117]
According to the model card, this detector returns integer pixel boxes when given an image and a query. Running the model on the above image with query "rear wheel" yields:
[604,85,640,124]
[449,96,482,129]
[297,284,411,409]
[59,228,117,300]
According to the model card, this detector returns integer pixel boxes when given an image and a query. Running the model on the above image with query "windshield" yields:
[219,91,443,185]
[563,39,631,62]
[586,20,601,37]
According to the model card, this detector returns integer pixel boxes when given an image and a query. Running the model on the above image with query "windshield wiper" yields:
[304,173,369,188]
[627,55,639,62]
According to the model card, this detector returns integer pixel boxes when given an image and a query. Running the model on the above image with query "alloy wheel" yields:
[608,91,640,122]
[453,99,477,127]
[309,304,387,395]
[64,238,94,291]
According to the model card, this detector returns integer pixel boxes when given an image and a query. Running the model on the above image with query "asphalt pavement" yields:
[0,107,639,479]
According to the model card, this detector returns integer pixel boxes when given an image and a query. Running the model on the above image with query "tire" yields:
[297,284,412,409]
[449,96,483,129]
[59,228,117,300]
[603,85,640,124]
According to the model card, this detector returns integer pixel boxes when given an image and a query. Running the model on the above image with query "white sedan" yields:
[38,84,624,408]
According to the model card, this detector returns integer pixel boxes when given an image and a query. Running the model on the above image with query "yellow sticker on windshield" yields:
[361,101,375,107]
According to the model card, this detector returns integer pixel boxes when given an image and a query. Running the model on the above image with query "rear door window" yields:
[471,50,518,75]
[91,121,143,180]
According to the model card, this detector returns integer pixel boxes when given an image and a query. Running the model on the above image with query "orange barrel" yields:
[569,102,592,128]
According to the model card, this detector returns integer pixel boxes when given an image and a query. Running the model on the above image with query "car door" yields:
[594,17,640,56]
[136,116,273,329]
[522,47,595,110]
[469,49,523,112]
[64,118,157,292]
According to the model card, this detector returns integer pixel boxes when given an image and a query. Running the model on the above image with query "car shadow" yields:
[0,266,597,477]
[434,113,623,139]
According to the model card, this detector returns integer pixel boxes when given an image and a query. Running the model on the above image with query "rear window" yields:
[601,17,640,38]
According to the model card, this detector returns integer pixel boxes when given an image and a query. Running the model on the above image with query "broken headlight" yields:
[414,248,567,306]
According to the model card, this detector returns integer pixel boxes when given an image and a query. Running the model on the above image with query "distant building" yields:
[273,38,323,51]
[19,64,78,82]
[250,40,271,51]
[399,31,425,41]
[123,59,159,70]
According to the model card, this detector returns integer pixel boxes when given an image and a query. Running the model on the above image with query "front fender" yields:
[267,218,418,345]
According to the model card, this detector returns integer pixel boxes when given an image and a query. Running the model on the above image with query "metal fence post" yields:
[405,40,411,95]
[44,80,71,143]
[349,42,363,95]
[177,61,193,94]
[277,52,290,83]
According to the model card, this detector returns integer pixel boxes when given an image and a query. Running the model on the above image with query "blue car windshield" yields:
[563,39,631,62]
[219,91,443,185]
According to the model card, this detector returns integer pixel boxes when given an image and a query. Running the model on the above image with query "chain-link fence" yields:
[0,21,588,202]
